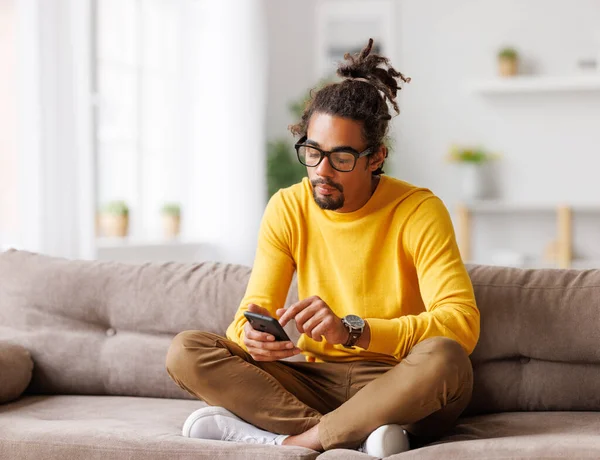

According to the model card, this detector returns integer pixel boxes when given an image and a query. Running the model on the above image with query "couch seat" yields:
[0,395,319,460]
[392,412,600,459]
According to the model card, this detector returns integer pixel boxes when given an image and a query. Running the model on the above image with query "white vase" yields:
[460,163,487,201]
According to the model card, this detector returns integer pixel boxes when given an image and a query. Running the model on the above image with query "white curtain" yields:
[185,0,268,266]
[14,0,95,259]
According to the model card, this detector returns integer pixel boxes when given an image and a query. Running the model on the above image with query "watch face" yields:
[345,315,365,328]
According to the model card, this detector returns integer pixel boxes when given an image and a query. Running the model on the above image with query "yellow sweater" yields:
[226,175,480,364]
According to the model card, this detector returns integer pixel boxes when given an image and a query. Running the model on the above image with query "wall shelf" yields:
[456,202,600,269]
[468,75,600,95]
[95,238,210,263]
[459,200,600,213]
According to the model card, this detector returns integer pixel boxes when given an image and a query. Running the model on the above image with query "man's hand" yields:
[243,303,302,362]
[277,296,349,345]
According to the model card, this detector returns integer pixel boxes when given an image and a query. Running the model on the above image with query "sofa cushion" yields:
[0,395,318,460]
[0,342,33,404]
[392,411,600,459]
[0,249,299,399]
[465,264,600,414]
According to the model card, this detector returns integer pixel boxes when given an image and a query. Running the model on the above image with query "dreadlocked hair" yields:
[289,38,410,175]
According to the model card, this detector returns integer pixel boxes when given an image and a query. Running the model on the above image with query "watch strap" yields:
[343,328,362,348]
[342,317,364,348]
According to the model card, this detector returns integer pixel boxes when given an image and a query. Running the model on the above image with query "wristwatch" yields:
[341,314,365,348]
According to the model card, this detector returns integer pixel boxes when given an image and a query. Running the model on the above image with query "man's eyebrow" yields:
[305,139,359,152]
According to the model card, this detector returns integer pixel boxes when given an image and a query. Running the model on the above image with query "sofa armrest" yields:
[0,342,34,404]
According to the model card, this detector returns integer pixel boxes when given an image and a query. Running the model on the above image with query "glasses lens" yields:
[330,152,356,172]
[298,145,322,166]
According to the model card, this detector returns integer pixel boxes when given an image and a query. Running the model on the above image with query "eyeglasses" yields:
[294,136,376,173]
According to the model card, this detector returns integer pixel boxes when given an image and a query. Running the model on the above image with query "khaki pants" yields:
[165,332,473,450]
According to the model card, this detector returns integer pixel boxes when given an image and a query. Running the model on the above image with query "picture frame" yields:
[315,0,397,79]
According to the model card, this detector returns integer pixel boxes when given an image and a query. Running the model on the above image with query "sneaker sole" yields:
[182,406,242,437]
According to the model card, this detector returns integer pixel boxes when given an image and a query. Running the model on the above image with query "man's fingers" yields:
[278,297,315,326]
[247,303,271,317]
[244,322,275,342]
[302,309,328,339]
[247,345,301,361]
[295,305,324,330]
[310,322,329,342]
[245,338,296,351]
[246,329,275,342]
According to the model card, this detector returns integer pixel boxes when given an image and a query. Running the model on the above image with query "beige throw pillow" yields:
[0,342,33,404]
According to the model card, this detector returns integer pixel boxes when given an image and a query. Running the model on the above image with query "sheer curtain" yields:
[12,0,94,259]
[186,0,268,266]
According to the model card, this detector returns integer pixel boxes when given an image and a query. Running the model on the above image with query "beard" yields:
[311,178,344,211]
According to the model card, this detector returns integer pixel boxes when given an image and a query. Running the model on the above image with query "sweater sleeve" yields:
[225,191,296,350]
[365,196,480,359]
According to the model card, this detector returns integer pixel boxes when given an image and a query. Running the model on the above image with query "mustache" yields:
[311,178,344,193]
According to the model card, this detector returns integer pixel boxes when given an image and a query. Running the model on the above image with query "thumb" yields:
[247,303,271,317]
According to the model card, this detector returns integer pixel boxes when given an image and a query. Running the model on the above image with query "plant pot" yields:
[163,214,181,239]
[100,214,129,238]
[498,57,518,77]
[460,163,487,201]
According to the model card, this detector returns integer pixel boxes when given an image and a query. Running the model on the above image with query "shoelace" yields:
[222,429,271,444]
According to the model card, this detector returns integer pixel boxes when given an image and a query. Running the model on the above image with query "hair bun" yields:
[337,38,410,114]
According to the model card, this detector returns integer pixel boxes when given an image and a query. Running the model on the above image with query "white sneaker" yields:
[182,406,288,445]
[359,424,410,457]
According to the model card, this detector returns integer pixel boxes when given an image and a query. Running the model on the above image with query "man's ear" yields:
[369,145,387,171]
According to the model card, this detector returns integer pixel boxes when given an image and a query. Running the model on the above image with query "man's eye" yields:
[333,153,354,164]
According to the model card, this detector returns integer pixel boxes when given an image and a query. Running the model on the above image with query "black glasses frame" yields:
[294,135,376,173]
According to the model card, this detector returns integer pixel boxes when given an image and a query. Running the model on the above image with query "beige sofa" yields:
[1,249,599,459]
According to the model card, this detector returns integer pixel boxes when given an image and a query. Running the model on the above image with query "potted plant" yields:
[265,79,335,200]
[161,203,181,238]
[267,140,306,198]
[99,200,129,238]
[448,145,500,200]
[498,47,519,77]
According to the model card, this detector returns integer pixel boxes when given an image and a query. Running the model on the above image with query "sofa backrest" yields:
[466,264,600,414]
[0,250,299,400]
[2,249,600,414]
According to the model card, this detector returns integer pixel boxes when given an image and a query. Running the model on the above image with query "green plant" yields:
[448,145,500,164]
[266,82,334,200]
[498,47,518,60]
[161,203,181,217]
[102,200,129,216]
[267,140,306,198]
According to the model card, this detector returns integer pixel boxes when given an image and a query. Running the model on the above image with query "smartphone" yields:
[243,311,291,342]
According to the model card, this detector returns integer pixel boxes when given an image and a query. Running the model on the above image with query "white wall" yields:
[396,0,600,264]
[265,0,318,141]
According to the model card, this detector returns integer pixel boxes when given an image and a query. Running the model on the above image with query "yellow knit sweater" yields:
[226,175,480,364]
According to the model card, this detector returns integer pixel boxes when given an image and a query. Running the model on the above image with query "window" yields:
[94,0,186,241]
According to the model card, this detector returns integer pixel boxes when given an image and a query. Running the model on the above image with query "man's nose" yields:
[315,156,335,178]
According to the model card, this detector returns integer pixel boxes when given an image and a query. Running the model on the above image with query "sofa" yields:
[1,248,599,459]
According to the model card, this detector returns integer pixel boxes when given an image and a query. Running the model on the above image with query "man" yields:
[166,39,479,456]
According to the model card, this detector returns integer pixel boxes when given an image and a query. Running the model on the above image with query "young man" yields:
[166,39,479,456]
